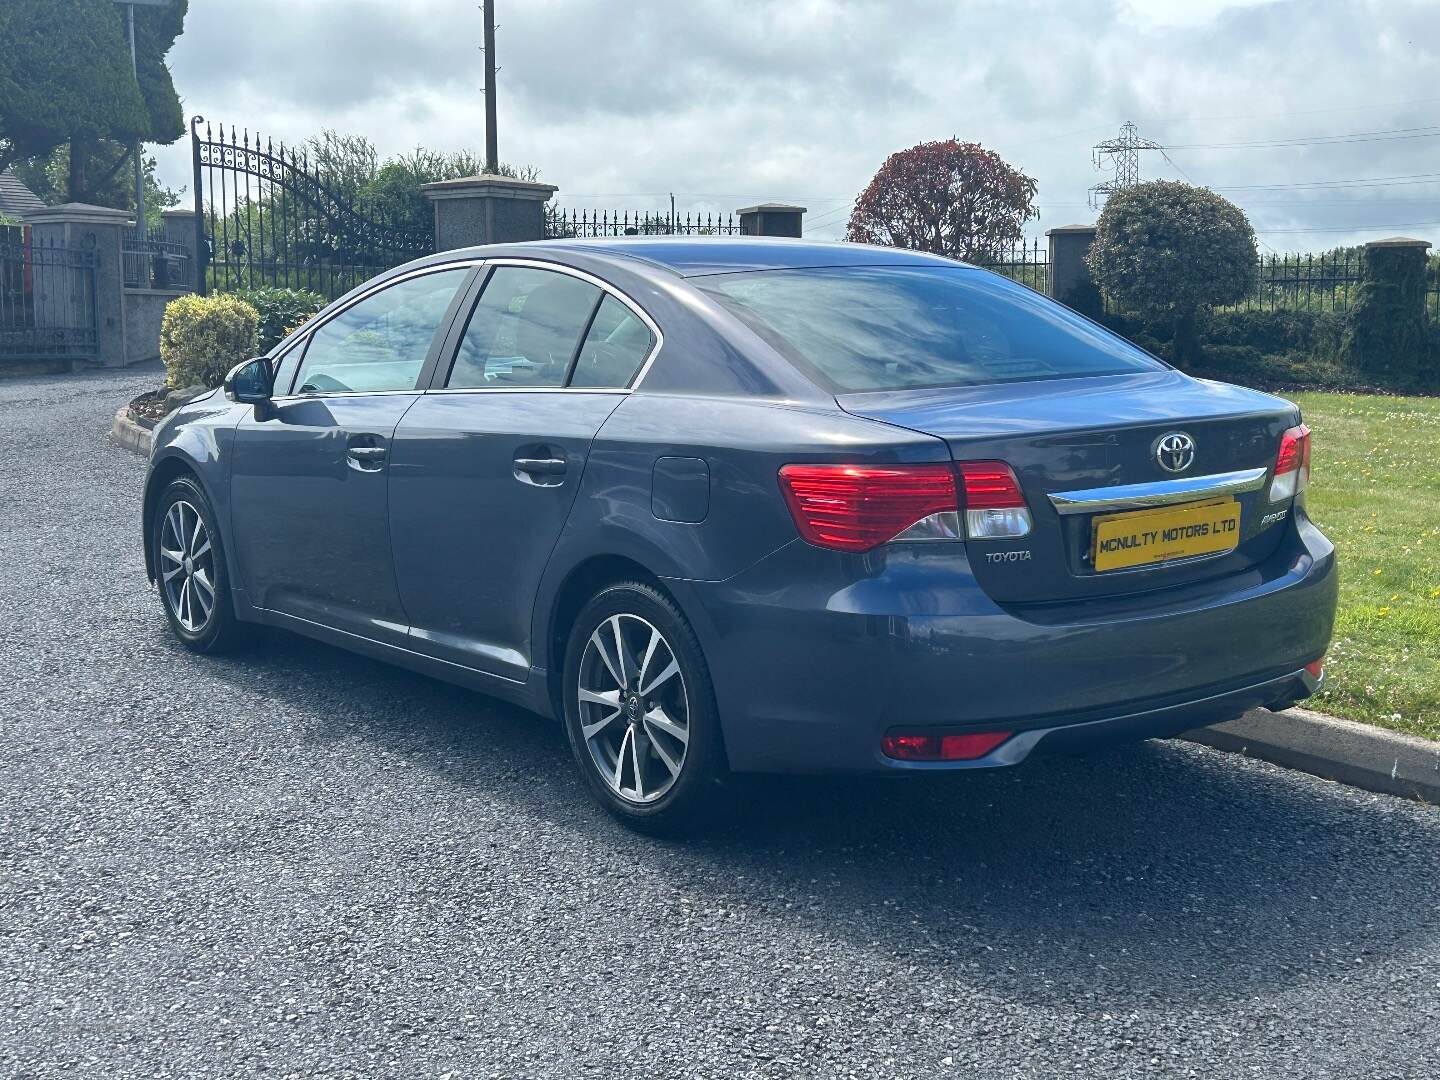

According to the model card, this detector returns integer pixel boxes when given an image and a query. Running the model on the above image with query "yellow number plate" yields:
[1091,497,1241,572]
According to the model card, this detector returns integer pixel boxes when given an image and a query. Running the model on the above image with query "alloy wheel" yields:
[159,500,217,633]
[577,613,690,804]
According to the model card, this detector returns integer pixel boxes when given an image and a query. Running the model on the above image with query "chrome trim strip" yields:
[423,386,631,396]
[1048,467,1269,515]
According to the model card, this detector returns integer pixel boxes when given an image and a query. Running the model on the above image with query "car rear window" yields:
[694,265,1165,392]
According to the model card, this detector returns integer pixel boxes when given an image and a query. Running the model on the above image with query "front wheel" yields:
[562,582,728,834]
[153,476,249,653]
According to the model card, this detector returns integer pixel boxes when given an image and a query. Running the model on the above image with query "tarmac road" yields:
[2,366,1437,1079]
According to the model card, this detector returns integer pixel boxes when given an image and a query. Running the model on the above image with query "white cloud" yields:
[152,0,1440,250]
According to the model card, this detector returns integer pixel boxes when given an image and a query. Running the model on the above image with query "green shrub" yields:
[1088,181,1257,368]
[1204,310,1344,359]
[1189,347,1363,393]
[230,287,325,352]
[1096,308,1363,390]
[159,294,260,389]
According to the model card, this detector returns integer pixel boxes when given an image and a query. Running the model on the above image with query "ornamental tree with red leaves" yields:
[845,140,1038,263]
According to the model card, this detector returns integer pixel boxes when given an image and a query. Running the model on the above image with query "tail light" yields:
[778,464,958,552]
[778,460,1031,552]
[882,730,1013,761]
[958,461,1032,539]
[1269,423,1311,502]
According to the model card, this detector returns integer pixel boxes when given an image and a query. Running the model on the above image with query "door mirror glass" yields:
[224,357,273,404]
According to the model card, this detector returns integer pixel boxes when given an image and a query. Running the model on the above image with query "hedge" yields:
[229,287,325,353]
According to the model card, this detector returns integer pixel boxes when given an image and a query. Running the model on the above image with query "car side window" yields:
[568,294,655,388]
[271,341,303,397]
[446,266,601,388]
[292,268,469,395]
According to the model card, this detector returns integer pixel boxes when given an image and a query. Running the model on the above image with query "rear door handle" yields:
[347,445,388,470]
[514,456,566,477]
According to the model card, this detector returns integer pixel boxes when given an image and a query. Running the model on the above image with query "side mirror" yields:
[224,357,272,405]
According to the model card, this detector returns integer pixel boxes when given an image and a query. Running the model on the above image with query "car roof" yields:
[477,236,969,278]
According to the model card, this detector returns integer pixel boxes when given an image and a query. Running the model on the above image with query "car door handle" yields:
[347,445,388,463]
[513,457,566,477]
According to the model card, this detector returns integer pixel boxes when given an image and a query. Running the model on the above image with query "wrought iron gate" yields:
[0,225,99,368]
[191,117,435,299]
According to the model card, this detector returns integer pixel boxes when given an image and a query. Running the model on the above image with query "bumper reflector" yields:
[881,730,1013,761]
[1304,659,1324,679]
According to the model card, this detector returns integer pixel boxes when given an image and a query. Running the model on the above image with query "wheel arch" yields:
[142,452,212,583]
[542,553,678,721]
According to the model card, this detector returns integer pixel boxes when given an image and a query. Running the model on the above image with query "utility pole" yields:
[483,0,498,174]
[113,0,172,229]
[125,3,144,229]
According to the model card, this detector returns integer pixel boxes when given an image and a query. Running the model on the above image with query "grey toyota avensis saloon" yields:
[143,238,1337,831]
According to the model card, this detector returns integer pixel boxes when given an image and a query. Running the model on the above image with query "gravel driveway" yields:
[2,367,1438,1080]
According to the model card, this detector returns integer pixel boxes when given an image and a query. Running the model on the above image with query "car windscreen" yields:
[694,265,1165,392]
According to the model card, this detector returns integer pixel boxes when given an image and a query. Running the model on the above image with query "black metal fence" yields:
[545,207,743,239]
[122,225,192,291]
[0,225,98,367]
[1230,251,1364,314]
[974,239,1049,291]
[972,244,1374,315]
[192,118,434,299]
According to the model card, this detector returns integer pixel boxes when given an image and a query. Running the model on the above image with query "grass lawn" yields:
[1291,391,1440,740]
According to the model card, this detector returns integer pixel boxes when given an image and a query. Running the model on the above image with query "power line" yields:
[1151,94,1440,126]
[1160,124,1440,150]
[1208,171,1440,191]
[1256,220,1440,234]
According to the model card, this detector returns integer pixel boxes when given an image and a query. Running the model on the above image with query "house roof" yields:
[0,168,46,220]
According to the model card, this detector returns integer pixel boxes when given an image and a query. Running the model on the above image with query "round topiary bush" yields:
[1087,181,1257,368]
[159,294,261,389]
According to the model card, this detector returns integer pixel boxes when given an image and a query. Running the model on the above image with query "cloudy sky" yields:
[154,0,1440,250]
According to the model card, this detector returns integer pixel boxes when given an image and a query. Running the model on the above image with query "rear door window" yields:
[446,266,601,388]
[695,265,1164,392]
[568,294,655,388]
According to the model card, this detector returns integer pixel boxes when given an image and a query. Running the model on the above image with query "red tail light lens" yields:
[1270,423,1311,502]
[881,731,1014,761]
[777,464,958,552]
[958,462,1025,508]
[957,461,1032,539]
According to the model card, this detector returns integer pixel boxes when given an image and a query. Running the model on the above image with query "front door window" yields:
[291,268,469,394]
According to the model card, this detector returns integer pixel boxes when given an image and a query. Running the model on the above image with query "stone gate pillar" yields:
[738,203,806,237]
[1046,224,1100,315]
[22,202,133,368]
[421,176,559,250]
[1342,236,1433,384]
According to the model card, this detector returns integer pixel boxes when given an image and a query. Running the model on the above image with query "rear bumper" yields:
[880,665,1323,772]
[667,511,1337,774]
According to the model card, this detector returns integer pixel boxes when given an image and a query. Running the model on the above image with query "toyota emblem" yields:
[1154,432,1196,474]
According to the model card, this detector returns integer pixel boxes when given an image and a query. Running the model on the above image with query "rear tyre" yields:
[153,476,249,654]
[562,582,729,835]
